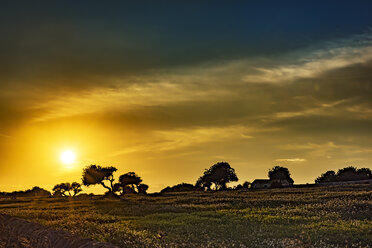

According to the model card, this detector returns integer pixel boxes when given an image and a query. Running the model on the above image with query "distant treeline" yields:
[1,164,371,198]
[157,164,372,193]
[0,187,51,198]
[315,166,372,184]
[160,183,202,193]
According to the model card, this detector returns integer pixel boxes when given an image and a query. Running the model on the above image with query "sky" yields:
[1,1,372,193]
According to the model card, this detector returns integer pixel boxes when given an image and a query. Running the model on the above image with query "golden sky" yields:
[1,2,372,193]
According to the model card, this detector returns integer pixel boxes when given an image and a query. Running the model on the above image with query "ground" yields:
[0,184,372,247]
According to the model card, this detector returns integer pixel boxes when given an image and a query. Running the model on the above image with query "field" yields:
[1,184,372,248]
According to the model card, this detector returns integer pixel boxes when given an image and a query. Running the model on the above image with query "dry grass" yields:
[0,213,118,247]
[1,184,372,247]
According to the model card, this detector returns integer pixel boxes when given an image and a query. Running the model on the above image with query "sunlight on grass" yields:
[1,185,372,247]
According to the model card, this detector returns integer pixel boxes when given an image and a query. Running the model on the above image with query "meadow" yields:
[0,184,372,248]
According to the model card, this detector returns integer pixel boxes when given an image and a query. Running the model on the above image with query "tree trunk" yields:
[221,182,227,190]
[100,182,112,192]
[109,179,114,192]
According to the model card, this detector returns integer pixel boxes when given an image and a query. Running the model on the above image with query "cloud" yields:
[345,104,372,119]
[29,78,239,123]
[110,125,255,157]
[243,32,372,83]
[272,98,354,119]
[0,29,371,130]
[281,141,341,151]
[279,141,372,161]
[1,30,372,163]
[274,158,306,162]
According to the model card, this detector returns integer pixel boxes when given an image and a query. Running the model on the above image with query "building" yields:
[251,179,271,189]
[270,179,291,187]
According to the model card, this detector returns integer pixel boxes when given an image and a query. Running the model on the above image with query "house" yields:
[251,178,291,189]
[270,179,291,188]
[251,179,271,189]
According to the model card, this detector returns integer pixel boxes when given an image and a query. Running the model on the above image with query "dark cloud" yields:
[2,1,372,93]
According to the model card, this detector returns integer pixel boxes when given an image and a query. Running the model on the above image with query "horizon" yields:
[0,163,370,195]
[1,1,372,194]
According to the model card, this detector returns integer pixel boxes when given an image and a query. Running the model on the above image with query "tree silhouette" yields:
[268,166,294,185]
[337,166,371,181]
[196,162,238,190]
[196,171,213,191]
[25,187,51,197]
[71,182,82,196]
[337,166,357,179]
[161,183,201,193]
[119,172,142,190]
[137,184,149,194]
[235,181,250,190]
[53,183,71,196]
[82,165,117,194]
[357,168,372,179]
[115,172,143,195]
[53,182,82,196]
[315,170,336,184]
[315,166,372,183]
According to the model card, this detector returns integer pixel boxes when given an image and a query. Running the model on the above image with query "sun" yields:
[60,150,76,165]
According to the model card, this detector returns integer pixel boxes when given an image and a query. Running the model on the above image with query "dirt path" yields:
[0,214,119,248]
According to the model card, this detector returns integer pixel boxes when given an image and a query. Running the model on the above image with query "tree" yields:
[26,187,51,197]
[53,183,71,196]
[118,172,142,192]
[337,166,359,181]
[357,168,372,179]
[235,181,250,190]
[268,166,294,185]
[196,162,238,190]
[242,181,250,188]
[315,170,336,184]
[114,172,148,195]
[138,184,149,194]
[161,183,201,193]
[53,182,82,196]
[196,171,213,191]
[315,167,372,184]
[71,182,82,196]
[337,166,371,181]
[82,165,117,194]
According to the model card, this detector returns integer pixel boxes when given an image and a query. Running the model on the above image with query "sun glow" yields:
[60,150,76,165]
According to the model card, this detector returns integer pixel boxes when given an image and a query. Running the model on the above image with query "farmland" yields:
[1,184,372,247]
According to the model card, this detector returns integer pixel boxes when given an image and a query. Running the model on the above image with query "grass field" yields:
[1,184,372,247]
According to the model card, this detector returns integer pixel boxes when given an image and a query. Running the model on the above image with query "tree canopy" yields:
[268,166,294,185]
[53,182,82,196]
[161,183,201,193]
[315,170,336,184]
[118,172,142,190]
[71,182,83,196]
[234,181,250,190]
[115,172,146,195]
[137,184,149,194]
[315,166,372,183]
[82,165,117,193]
[196,162,238,190]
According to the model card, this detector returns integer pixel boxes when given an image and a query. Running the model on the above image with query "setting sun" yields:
[60,150,76,165]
